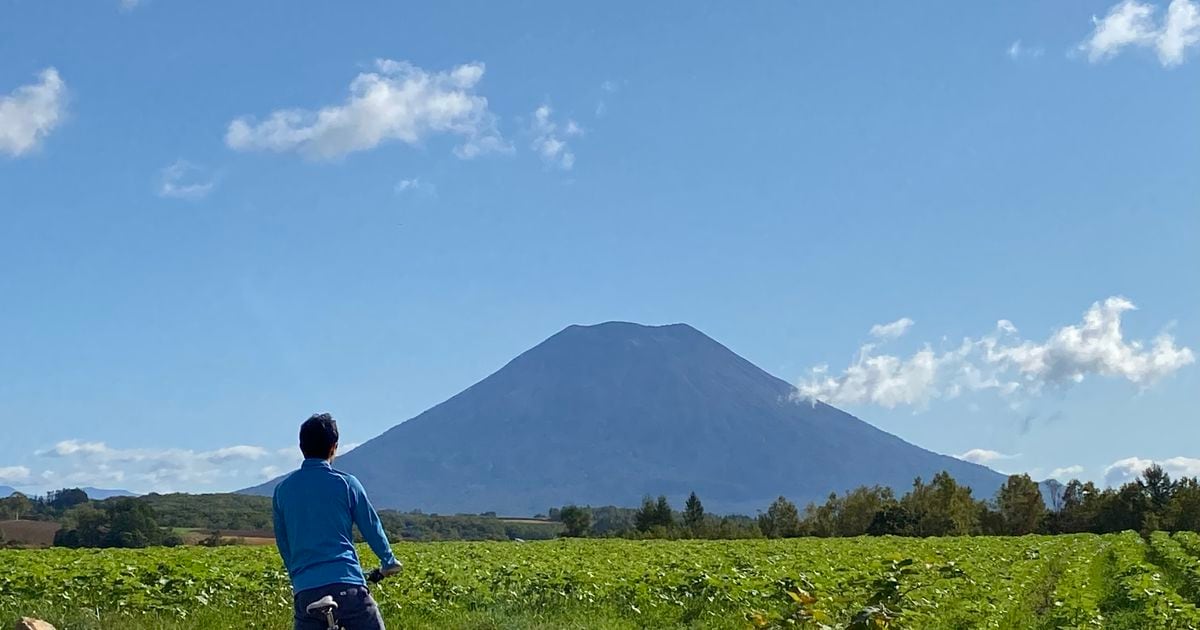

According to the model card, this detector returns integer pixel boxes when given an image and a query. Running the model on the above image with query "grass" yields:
[8,534,1200,629]
[16,604,747,630]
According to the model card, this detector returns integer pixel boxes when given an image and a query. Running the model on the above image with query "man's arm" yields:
[272,488,291,570]
[347,475,400,571]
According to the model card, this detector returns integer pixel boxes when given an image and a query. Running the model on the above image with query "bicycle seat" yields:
[306,595,338,615]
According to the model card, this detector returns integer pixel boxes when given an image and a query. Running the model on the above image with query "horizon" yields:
[2,1,1197,498]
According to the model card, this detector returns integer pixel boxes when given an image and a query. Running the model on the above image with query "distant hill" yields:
[244,322,1005,514]
[82,487,137,500]
[0,486,15,498]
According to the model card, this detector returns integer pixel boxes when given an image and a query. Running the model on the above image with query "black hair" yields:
[299,413,339,459]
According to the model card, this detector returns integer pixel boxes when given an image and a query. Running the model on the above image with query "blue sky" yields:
[1,1,1197,496]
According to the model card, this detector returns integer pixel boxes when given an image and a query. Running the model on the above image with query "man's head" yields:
[300,413,339,461]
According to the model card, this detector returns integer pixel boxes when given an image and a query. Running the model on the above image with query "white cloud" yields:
[36,440,279,491]
[0,466,32,484]
[799,347,943,409]
[1007,40,1045,60]
[530,104,581,170]
[1104,456,1200,486]
[206,446,269,462]
[869,317,915,340]
[986,297,1194,388]
[41,440,108,457]
[226,59,509,160]
[394,177,436,197]
[0,68,67,157]
[956,449,1019,466]
[1080,0,1200,66]
[795,297,1192,409]
[158,160,215,200]
[1160,0,1200,63]
[1049,465,1085,480]
[29,438,364,491]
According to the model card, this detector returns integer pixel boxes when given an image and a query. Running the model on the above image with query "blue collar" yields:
[301,458,332,469]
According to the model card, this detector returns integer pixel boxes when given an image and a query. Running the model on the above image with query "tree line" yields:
[3,488,566,547]
[552,464,1200,539]
[11,462,1196,547]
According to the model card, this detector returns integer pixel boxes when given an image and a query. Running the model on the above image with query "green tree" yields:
[634,496,658,532]
[683,492,705,532]
[867,504,914,536]
[653,495,674,529]
[48,488,89,512]
[1140,464,1175,513]
[996,474,1046,535]
[903,472,980,536]
[54,498,181,548]
[3,492,32,520]
[1094,484,1148,533]
[558,505,591,538]
[55,503,108,547]
[1165,477,1200,531]
[834,486,895,537]
[1054,479,1102,533]
[977,503,1006,535]
[803,493,839,538]
[758,496,802,538]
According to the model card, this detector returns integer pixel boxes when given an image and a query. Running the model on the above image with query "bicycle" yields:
[304,568,391,630]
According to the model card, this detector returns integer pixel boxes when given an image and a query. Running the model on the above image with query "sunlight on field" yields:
[6,533,1199,629]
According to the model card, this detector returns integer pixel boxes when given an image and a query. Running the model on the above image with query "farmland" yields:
[3,533,1200,629]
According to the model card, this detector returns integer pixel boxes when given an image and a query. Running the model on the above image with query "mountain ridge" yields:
[243,321,1004,514]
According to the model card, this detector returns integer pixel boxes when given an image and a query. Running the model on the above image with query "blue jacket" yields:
[272,458,399,593]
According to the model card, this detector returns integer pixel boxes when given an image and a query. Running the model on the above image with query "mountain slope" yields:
[244,322,1004,514]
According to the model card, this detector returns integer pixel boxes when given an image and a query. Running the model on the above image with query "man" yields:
[273,413,403,630]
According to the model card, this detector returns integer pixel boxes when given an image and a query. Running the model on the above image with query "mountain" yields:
[83,487,138,500]
[244,322,1005,514]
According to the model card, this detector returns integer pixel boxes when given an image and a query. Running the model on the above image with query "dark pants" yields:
[294,583,386,630]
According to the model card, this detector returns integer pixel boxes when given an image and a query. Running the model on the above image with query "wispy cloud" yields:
[1104,456,1200,486]
[956,449,1019,466]
[226,59,509,160]
[0,68,67,157]
[36,440,275,491]
[1079,0,1200,66]
[119,0,141,10]
[394,177,436,198]
[530,104,581,170]
[158,160,216,200]
[869,317,915,340]
[1049,465,1085,480]
[795,297,1193,410]
[0,466,32,484]
[596,79,620,117]
[29,438,364,492]
[1007,40,1045,60]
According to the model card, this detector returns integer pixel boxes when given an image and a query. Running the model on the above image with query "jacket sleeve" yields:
[347,475,399,569]
[272,487,291,571]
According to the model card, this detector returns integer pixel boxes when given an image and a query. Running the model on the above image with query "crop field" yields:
[3,533,1200,629]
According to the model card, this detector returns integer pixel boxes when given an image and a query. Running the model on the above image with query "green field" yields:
[4,533,1200,629]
